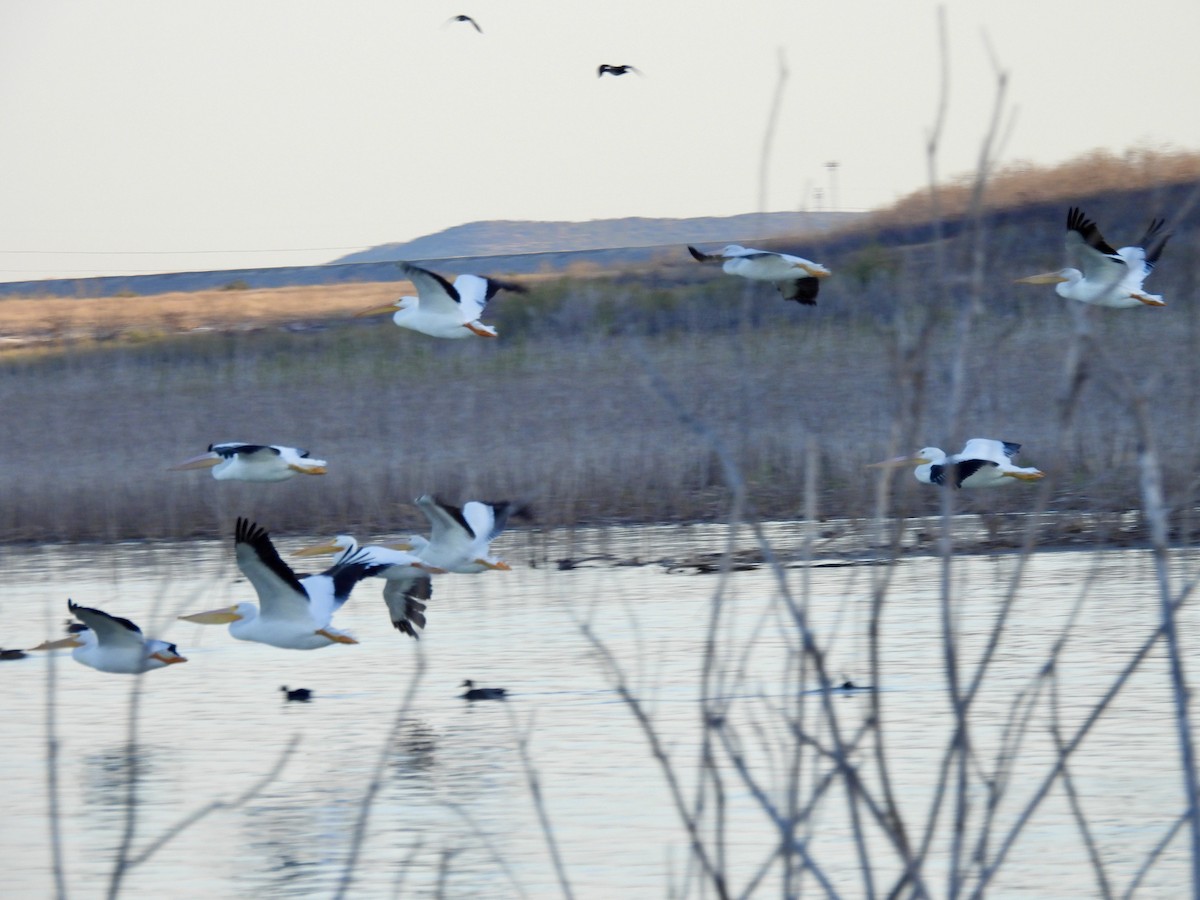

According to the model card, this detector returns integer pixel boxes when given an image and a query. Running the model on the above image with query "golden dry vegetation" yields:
[866,146,1200,230]
[0,281,402,346]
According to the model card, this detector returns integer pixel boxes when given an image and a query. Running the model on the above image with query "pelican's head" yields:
[148,641,188,667]
[294,535,356,558]
[868,447,945,469]
[178,603,250,625]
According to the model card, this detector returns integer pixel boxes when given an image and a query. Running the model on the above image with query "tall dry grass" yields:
[0,206,1197,547]
[868,146,1200,231]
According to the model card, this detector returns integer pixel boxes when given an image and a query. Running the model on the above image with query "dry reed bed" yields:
[2,190,1197,544]
[1,235,1198,546]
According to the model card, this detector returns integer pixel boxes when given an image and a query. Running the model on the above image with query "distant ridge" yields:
[331,212,859,264]
[0,210,861,299]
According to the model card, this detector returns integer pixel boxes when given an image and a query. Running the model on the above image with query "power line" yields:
[0,246,370,256]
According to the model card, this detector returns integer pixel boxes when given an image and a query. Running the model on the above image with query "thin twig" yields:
[127,736,300,867]
[511,709,575,900]
[332,651,426,899]
[45,640,68,900]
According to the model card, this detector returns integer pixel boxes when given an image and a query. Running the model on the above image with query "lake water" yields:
[0,523,1195,898]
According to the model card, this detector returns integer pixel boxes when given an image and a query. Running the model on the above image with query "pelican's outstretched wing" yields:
[234,518,312,625]
[398,262,464,317]
[383,575,433,639]
[68,600,145,651]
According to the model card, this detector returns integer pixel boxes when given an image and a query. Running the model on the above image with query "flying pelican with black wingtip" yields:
[870,439,1044,488]
[404,495,524,573]
[355,263,527,339]
[31,600,187,673]
[178,518,387,650]
[687,244,832,305]
[598,64,642,77]
[294,536,446,640]
[170,443,327,482]
[1015,207,1170,307]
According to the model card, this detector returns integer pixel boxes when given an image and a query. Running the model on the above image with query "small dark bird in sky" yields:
[281,686,313,702]
[598,64,642,78]
[447,15,482,33]
[460,679,507,701]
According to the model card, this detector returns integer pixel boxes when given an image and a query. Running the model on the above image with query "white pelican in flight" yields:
[687,244,831,305]
[872,439,1044,488]
[179,518,386,650]
[355,263,527,339]
[1015,207,1170,307]
[170,443,327,482]
[31,600,187,674]
[403,495,523,573]
[294,536,446,640]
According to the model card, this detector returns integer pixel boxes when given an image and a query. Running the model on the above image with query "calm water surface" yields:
[0,524,1195,898]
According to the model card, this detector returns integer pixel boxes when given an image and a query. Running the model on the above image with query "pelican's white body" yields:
[911,439,1043,488]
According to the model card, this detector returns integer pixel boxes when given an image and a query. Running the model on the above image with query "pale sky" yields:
[2,0,1199,283]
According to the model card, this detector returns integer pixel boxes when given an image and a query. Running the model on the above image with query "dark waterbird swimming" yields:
[460,679,507,701]
[281,686,313,702]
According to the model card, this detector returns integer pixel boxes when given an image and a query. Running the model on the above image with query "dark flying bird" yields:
[1015,206,1171,307]
[598,64,642,78]
[446,15,482,33]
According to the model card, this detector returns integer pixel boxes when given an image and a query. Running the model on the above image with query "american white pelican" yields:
[446,14,482,32]
[598,64,642,77]
[687,244,832,305]
[31,600,187,674]
[294,535,446,640]
[460,679,507,701]
[281,686,312,702]
[178,518,386,650]
[355,263,527,339]
[170,443,327,482]
[872,439,1044,488]
[1015,207,1171,307]
[404,494,523,573]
